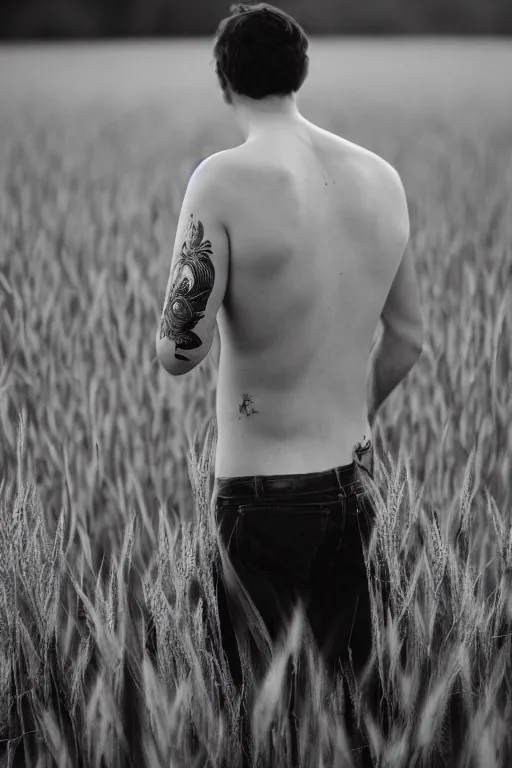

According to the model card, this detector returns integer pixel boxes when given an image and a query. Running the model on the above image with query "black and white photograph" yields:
[0,2,511,767]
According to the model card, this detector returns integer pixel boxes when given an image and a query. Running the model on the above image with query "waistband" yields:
[215,439,374,500]
[216,460,364,501]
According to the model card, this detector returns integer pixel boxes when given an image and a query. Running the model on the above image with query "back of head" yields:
[213,2,310,102]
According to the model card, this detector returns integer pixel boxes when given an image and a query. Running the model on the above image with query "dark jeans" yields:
[212,440,389,768]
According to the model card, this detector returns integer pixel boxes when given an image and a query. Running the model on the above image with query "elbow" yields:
[383,326,424,364]
[157,352,194,377]
[156,337,199,376]
[156,349,174,375]
[156,353,175,376]
[156,336,179,375]
[409,317,425,358]
[409,335,423,358]
[402,323,424,358]
[155,327,214,375]
[404,338,423,365]
[382,322,424,357]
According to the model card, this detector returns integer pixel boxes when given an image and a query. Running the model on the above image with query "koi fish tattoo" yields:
[159,214,215,362]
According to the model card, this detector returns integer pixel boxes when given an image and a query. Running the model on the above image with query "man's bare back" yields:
[214,119,405,479]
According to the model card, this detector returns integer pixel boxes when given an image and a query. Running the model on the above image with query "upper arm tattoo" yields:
[159,214,215,362]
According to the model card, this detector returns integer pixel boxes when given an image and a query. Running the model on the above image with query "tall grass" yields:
[0,42,511,767]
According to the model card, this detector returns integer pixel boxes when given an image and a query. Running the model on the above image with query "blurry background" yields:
[1,0,512,39]
[0,0,510,550]
[0,5,511,767]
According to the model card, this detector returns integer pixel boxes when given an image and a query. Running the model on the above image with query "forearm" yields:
[367,327,422,422]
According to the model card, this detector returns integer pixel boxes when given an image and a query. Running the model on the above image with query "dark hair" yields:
[213,2,309,101]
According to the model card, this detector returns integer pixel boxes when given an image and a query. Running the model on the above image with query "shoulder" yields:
[327,132,407,200]
[341,140,402,189]
[184,150,238,223]
[370,153,407,209]
[362,148,407,210]
[189,146,266,216]
[188,149,234,190]
[376,157,409,243]
[190,147,249,194]
[353,146,409,243]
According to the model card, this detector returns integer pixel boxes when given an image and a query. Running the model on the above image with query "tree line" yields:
[1,0,512,39]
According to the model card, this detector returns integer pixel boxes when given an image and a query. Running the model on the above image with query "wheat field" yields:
[0,39,511,767]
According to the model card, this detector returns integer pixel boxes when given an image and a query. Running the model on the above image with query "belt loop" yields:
[254,476,262,498]
[334,466,346,496]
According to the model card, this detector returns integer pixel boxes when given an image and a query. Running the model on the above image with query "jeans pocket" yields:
[236,504,330,578]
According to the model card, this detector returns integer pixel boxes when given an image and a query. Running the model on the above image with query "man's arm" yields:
[367,164,423,426]
[156,155,229,376]
[367,324,422,427]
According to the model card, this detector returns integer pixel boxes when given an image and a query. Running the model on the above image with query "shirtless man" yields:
[156,24,423,480]
[156,3,423,766]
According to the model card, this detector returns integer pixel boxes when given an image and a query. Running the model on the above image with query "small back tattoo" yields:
[238,392,259,419]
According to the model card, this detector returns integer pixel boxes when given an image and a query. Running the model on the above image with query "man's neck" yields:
[233,99,305,142]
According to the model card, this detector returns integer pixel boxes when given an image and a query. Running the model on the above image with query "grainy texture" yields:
[0,41,511,768]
